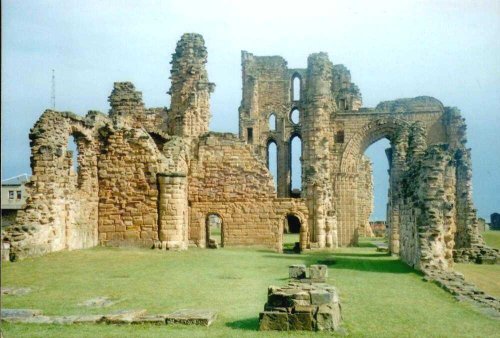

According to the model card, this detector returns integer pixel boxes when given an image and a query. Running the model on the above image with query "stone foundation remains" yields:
[259,265,342,331]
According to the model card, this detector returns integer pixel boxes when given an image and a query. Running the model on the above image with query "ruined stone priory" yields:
[2,33,498,273]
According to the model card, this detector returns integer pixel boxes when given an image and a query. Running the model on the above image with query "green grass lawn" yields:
[1,245,499,338]
[453,230,500,298]
[482,230,500,249]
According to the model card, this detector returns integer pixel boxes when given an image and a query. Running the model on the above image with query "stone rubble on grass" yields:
[422,268,500,317]
[165,309,217,326]
[0,308,217,326]
[260,264,342,331]
[1,309,42,318]
[101,309,148,324]
[78,296,120,308]
[1,287,32,296]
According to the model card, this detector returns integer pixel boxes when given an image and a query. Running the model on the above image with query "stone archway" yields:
[279,210,308,253]
[336,117,410,249]
[206,213,224,248]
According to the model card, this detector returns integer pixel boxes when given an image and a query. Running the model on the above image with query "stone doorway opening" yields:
[206,214,223,249]
[283,214,301,253]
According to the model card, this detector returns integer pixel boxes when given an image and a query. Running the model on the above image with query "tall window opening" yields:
[290,135,302,196]
[269,114,277,131]
[206,214,223,248]
[292,76,301,101]
[290,109,300,125]
[267,141,278,189]
[362,138,391,238]
[340,98,348,110]
[67,135,79,173]
[247,128,253,144]
[335,130,345,143]
[283,214,301,253]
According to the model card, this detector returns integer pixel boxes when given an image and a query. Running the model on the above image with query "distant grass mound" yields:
[1,245,498,337]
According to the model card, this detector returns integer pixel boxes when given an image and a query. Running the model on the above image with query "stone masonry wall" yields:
[97,126,169,247]
[4,110,106,259]
[189,133,276,202]
[189,199,308,251]
[189,132,308,250]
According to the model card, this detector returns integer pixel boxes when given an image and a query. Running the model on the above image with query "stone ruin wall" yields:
[4,111,105,259]
[188,132,309,250]
[239,49,492,270]
[3,32,495,272]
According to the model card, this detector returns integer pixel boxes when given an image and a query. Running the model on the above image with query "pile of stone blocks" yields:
[259,264,342,331]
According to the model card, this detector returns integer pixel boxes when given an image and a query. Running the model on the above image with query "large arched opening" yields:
[361,138,391,239]
[337,118,409,250]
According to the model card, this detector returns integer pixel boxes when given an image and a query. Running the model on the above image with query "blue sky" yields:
[2,0,499,220]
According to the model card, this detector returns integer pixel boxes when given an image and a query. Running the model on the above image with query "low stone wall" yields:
[189,199,308,251]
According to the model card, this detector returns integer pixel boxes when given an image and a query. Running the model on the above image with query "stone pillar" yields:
[302,53,335,249]
[157,173,188,250]
[325,212,338,248]
[387,126,408,254]
[168,33,215,138]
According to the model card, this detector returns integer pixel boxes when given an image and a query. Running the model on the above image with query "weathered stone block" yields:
[259,311,289,331]
[102,309,147,324]
[289,264,307,279]
[289,312,314,331]
[165,309,217,326]
[310,265,328,282]
[316,304,342,331]
[293,304,314,313]
[310,290,333,305]
[268,291,294,307]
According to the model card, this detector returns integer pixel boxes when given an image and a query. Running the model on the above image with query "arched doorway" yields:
[283,214,301,253]
[206,213,223,249]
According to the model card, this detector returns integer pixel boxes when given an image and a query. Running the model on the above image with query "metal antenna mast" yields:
[51,69,56,109]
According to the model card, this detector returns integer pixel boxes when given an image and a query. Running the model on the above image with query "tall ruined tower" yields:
[168,33,215,138]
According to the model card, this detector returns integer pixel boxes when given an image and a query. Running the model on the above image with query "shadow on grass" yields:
[263,253,414,274]
[331,252,390,258]
[226,317,259,331]
[355,242,377,248]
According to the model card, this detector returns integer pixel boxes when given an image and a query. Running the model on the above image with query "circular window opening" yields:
[290,109,300,125]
